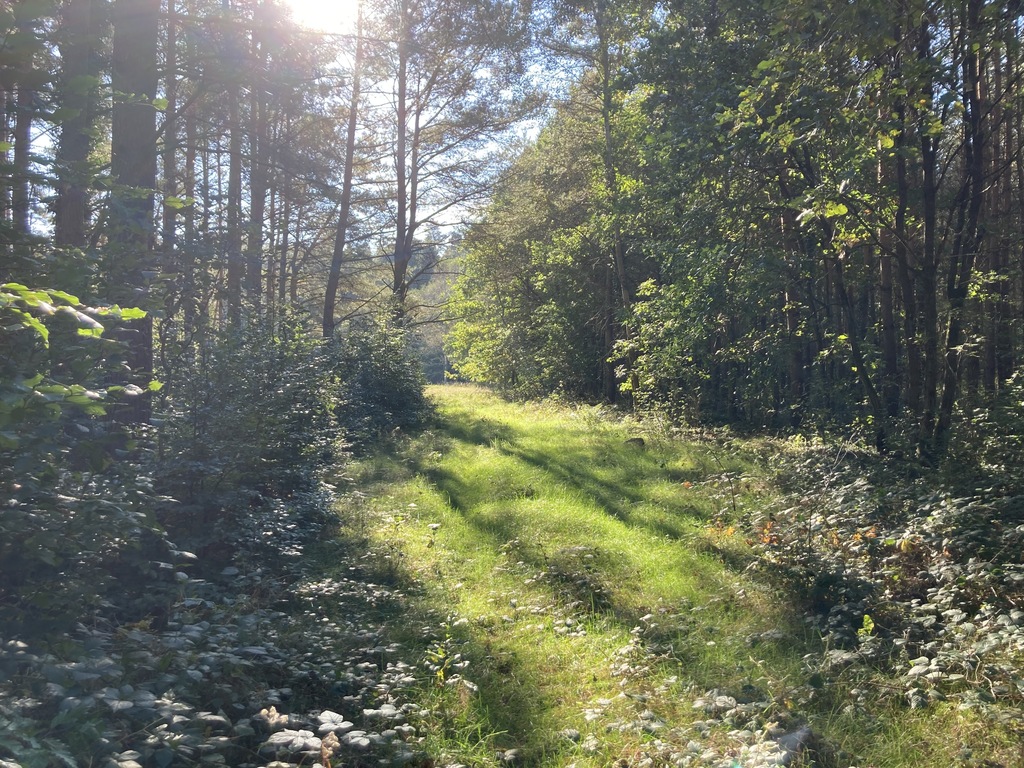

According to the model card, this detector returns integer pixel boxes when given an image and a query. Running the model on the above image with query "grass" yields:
[322,384,1022,767]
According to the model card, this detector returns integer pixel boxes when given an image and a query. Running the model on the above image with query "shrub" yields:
[332,315,428,448]
[0,284,171,633]
[748,440,1024,711]
[155,317,344,554]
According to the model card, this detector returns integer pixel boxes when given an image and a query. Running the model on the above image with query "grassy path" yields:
[337,385,807,766]
[330,385,987,767]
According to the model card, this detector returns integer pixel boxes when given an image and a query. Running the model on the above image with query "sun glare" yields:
[284,0,360,35]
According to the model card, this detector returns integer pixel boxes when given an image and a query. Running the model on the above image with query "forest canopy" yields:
[448,0,1024,465]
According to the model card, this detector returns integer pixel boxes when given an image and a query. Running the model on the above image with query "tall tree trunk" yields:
[266,187,276,322]
[778,208,805,417]
[226,85,243,326]
[12,82,32,239]
[0,88,9,274]
[162,0,178,258]
[934,0,988,456]
[602,265,616,402]
[877,106,900,419]
[54,0,98,250]
[596,0,630,317]
[916,13,941,459]
[161,0,180,343]
[278,193,289,307]
[245,7,267,316]
[392,0,411,306]
[893,98,922,416]
[182,66,198,334]
[879,249,900,418]
[109,0,160,423]
[324,2,363,338]
[245,84,266,315]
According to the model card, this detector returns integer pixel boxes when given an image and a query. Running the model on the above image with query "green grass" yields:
[325,384,1022,767]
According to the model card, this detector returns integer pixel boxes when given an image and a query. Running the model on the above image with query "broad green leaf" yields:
[163,196,193,209]
[24,315,49,344]
[48,290,80,305]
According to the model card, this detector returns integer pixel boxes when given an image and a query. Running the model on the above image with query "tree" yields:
[367,0,538,312]
[451,0,1024,461]
[105,0,159,423]
[323,1,364,339]
[53,0,103,252]
[447,90,609,398]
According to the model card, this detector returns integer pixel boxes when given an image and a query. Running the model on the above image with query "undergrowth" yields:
[0,307,431,768]
[6,370,1023,768]
[744,434,1024,766]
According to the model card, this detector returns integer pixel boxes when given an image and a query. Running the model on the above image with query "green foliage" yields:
[333,314,428,447]
[446,97,611,400]
[0,284,171,633]
[949,372,1024,487]
[748,441,1024,715]
[156,318,344,550]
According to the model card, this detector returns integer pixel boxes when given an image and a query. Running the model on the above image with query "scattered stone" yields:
[775,726,814,765]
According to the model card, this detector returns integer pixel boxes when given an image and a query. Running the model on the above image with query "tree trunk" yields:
[933,0,988,456]
[12,83,32,239]
[324,3,363,338]
[392,0,411,306]
[0,88,8,218]
[109,0,160,423]
[916,13,941,459]
[226,84,243,326]
[54,0,98,250]
[245,83,266,315]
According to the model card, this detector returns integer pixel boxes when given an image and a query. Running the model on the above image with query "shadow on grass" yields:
[432,411,516,449]
[410,420,746,640]
[306,529,562,762]
[327,397,809,765]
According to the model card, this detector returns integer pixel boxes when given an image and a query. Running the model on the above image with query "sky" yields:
[284,0,359,34]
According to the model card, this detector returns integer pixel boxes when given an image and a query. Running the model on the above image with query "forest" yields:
[4,0,1024,766]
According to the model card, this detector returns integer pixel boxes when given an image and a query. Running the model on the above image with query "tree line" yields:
[448,0,1024,463]
[0,0,537,633]
[2,0,536,338]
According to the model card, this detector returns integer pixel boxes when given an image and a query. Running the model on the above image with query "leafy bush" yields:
[156,318,344,555]
[332,315,428,447]
[0,284,174,634]
[947,371,1024,489]
[747,441,1024,712]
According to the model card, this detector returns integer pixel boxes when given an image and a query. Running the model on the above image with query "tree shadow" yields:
[336,403,807,764]
[308,526,563,763]
[430,411,515,449]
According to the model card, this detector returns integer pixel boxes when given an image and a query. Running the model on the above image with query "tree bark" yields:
[392,0,411,307]
[226,83,243,326]
[324,3,364,338]
[54,0,98,249]
[933,0,988,456]
[109,0,160,423]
